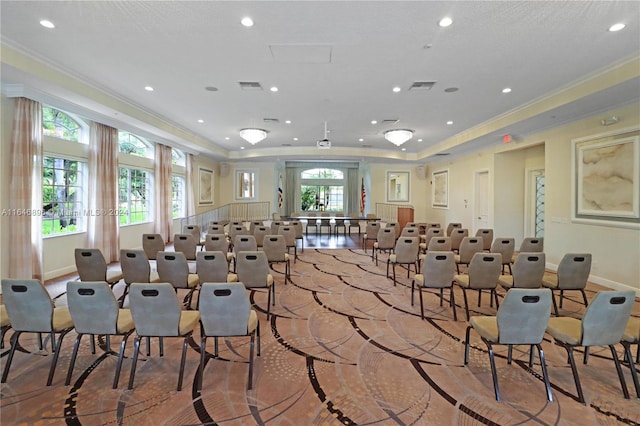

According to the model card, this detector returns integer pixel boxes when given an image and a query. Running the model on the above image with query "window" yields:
[235,170,256,200]
[172,175,185,218]
[42,107,81,142]
[119,168,151,225]
[118,131,152,158]
[172,148,186,166]
[42,157,85,235]
[300,168,344,212]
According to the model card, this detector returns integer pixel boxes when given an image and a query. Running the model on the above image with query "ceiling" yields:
[1,1,639,164]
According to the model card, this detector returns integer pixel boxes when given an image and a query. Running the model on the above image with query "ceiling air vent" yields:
[435,153,450,156]
[238,81,263,91]
[263,118,279,123]
[381,119,399,125]
[409,81,436,91]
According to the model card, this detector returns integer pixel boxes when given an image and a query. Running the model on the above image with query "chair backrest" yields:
[229,225,248,241]
[142,233,165,260]
[364,222,380,240]
[451,229,469,250]
[290,221,304,238]
[496,288,552,344]
[262,235,287,262]
[366,213,377,220]
[233,235,258,254]
[424,228,444,247]
[394,237,420,263]
[581,291,635,346]
[490,238,515,264]
[156,251,190,288]
[270,221,284,234]
[519,237,544,252]
[467,253,502,289]
[199,283,251,336]
[475,228,494,250]
[376,227,396,249]
[235,251,270,288]
[386,222,400,236]
[182,224,201,243]
[230,221,243,227]
[420,251,455,288]
[207,224,224,234]
[458,237,484,263]
[253,226,270,247]
[1,279,54,332]
[426,222,441,229]
[401,227,420,237]
[446,222,462,236]
[120,249,152,284]
[272,213,281,220]
[556,253,592,290]
[128,283,181,336]
[512,252,546,288]
[205,234,230,252]
[75,248,108,281]
[173,233,197,260]
[278,226,296,246]
[248,221,263,235]
[196,251,231,283]
[349,213,361,227]
[427,237,452,251]
[67,281,118,335]
[334,213,345,224]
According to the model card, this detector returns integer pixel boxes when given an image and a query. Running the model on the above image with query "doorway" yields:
[525,168,545,237]
[474,170,490,232]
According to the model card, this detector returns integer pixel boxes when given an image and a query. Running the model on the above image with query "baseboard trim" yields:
[546,262,639,296]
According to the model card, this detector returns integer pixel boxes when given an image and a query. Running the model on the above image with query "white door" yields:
[474,170,490,232]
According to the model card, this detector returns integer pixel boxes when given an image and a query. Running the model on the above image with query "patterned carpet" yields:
[1,248,639,425]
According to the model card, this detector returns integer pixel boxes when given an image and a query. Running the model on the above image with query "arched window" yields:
[172,148,186,166]
[118,131,152,158]
[42,107,81,142]
[300,168,344,212]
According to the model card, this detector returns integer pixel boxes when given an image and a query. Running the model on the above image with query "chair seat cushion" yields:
[52,307,74,331]
[546,317,582,345]
[0,305,9,327]
[623,317,640,343]
[149,271,161,283]
[227,273,239,282]
[454,255,461,263]
[107,270,124,284]
[116,309,135,334]
[178,311,201,335]
[389,254,397,263]
[187,274,200,288]
[247,310,258,333]
[541,276,559,289]
[413,274,424,285]
[419,243,427,250]
[454,274,470,288]
[469,316,499,342]
[226,252,234,261]
[498,276,514,288]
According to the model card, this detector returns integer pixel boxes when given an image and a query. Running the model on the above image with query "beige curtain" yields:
[87,122,120,262]
[154,143,173,242]
[185,153,195,217]
[8,97,43,280]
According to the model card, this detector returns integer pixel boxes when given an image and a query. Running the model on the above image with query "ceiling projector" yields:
[317,139,331,149]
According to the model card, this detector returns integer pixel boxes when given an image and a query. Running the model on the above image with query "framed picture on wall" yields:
[198,167,214,205]
[432,169,449,209]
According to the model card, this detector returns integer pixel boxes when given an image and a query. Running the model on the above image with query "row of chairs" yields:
[1,279,258,392]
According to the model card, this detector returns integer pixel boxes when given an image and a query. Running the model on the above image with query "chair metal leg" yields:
[486,342,501,401]
[177,335,190,391]
[214,336,219,357]
[450,287,457,321]
[411,280,416,306]
[2,331,22,383]
[559,290,564,309]
[551,292,559,316]
[622,342,640,398]
[47,328,71,386]
[580,289,589,307]
[536,344,553,402]
[198,336,207,391]
[38,332,44,351]
[610,344,630,399]
[248,330,255,390]
[128,336,142,390]
[65,333,84,385]
[419,288,425,320]
[386,260,390,279]
[160,336,164,357]
[113,331,133,389]
[464,326,472,365]
[564,345,585,403]
[439,288,444,307]
[507,345,513,364]
[146,336,151,356]
[0,325,9,349]
[477,289,482,307]
[462,288,470,321]
[256,321,261,356]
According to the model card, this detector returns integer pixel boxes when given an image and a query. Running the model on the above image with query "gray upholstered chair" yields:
[65,281,135,388]
[319,212,332,235]
[542,253,591,316]
[253,225,270,248]
[348,213,361,235]
[498,252,545,290]
[490,238,515,274]
[305,213,318,236]
[127,283,200,391]
[183,224,204,247]
[411,251,457,320]
[454,253,502,321]
[545,290,635,403]
[372,227,396,266]
[228,225,248,244]
[385,222,400,238]
[290,220,304,253]
[622,317,640,397]
[454,236,484,274]
[426,237,452,252]
[174,233,198,261]
[248,220,264,235]
[511,237,544,263]
[420,228,444,253]
[475,228,494,251]
[278,225,298,262]
[232,235,258,271]
[464,288,553,402]
[0,304,10,349]
[74,248,123,288]
[387,237,420,285]
[446,222,462,236]
[142,233,165,261]
[156,251,199,308]
[236,251,276,320]
[270,220,284,235]
[204,234,233,264]
[197,282,260,391]
[196,251,238,284]
[1,279,74,386]
[262,235,291,284]
[401,227,420,238]
[362,222,381,253]
[450,228,469,253]
[207,224,225,235]
[120,249,161,306]
[334,213,347,236]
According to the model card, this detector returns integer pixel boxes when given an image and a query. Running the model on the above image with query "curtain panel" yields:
[185,153,195,217]
[154,144,173,242]
[8,97,44,280]
[86,122,120,262]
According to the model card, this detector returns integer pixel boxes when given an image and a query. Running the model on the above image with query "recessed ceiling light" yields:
[241,17,254,27]
[417,139,423,142]
[240,146,245,150]
[285,120,291,124]
[225,137,230,140]
[609,23,626,32]
[293,137,298,141]
[401,148,407,151]
[270,86,279,92]
[197,119,204,123]
[438,17,453,27]
[446,121,453,125]
[392,86,401,93]
[144,86,154,91]
[358,138,364,142]
[40,20,55,29]
[502,87,512,93]
[371,120,378,125]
